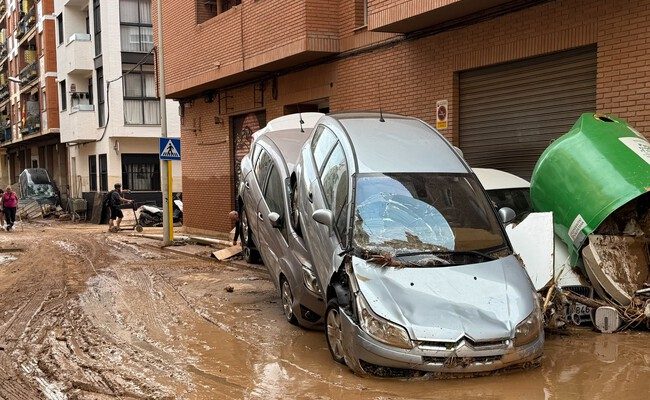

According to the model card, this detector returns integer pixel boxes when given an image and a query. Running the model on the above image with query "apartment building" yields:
[155,0,650,235]
[55,0,180,199]
[0,0,66,189]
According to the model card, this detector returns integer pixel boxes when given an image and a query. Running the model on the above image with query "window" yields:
[263,165,287,240]
[88,155,97,191]
[311,126,337,173]
[93,0,101,56]
[254,149,273,190]
[57,13,63,45]
[99,153,108,191]
[59,80,66,111]
[96,68,105,126]
[320,143,349,240]
[354,0,368,27]
[120,0,153,53]
[121,154,160,191]
[196,0,241,24]
[122,63,159,125]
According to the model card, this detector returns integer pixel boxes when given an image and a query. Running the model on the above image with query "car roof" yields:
[262,128,313,172]
[253,112,323,141]
[329,113,468,174]
[473,168,530,190]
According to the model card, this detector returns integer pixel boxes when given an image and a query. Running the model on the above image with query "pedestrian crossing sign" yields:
[159,138,181,160]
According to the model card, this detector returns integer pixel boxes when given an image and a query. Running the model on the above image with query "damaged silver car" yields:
[291,113,544,375]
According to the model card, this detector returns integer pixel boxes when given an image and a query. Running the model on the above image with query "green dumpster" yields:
[530,113,650,265]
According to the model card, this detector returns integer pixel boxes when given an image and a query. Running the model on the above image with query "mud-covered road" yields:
[0,222,648,399]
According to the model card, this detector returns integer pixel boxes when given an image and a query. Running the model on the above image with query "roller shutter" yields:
[459,46,597,180]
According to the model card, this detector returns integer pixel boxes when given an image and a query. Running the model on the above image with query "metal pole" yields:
[157,0,172,245]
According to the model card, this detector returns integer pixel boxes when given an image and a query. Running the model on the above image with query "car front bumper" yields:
[339,310,544,375]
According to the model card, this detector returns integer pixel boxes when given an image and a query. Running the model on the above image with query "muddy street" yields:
[0,222,647,399]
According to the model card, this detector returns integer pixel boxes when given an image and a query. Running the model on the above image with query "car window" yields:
[255,149,273,191]
[311,126,338,173]
[264,165,288,240]
[252,143,262,168]
[320,142,349,242]
[487,188,533,223]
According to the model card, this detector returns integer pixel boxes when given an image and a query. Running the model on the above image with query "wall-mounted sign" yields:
[436,100,448,130]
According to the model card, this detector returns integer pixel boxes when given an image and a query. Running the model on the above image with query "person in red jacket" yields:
[1,186,18,231]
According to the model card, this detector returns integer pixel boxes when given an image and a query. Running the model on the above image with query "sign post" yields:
[157,0,172,245]
[159,138,181,243]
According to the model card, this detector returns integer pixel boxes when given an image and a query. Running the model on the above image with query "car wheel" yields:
[280,277,298,326]
[240,209,260,264]
[325,298,347,365]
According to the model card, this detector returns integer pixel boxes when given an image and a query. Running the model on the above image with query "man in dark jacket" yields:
[108,183,133,232]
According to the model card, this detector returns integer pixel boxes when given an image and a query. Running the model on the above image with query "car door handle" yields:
[245,181,250,189]
[257,212,264,221]
[308,191,313,203]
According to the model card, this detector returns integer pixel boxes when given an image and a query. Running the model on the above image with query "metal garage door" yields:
[459,46,596,180]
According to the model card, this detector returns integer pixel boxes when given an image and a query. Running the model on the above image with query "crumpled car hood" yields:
[352,255,536,342]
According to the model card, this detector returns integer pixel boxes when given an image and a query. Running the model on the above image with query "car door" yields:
[256,160,288,287]
[305,131,350,288]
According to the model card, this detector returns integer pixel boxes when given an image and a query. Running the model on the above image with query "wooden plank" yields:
[213,245,242,261]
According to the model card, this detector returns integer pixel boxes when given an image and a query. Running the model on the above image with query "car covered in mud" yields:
[18,168,59,205]
[291,113,544,375]
[238,113,326,328]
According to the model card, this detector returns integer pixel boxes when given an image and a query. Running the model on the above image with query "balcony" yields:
[19,114,40,136]
[368,0,517,33]
[15,6,36,40]
[60,34,93,75]
[0,122,11,143]
[64,0,88,8]
[60,106,97,143]
[164,0,339,97]
[19,61,38,86]
[0,83,8,103]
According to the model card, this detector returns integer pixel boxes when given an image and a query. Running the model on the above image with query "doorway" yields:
[231,111,266,202]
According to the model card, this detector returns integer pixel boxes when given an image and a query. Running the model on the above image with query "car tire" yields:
[240,208,260,264]
[325,298,347,365]
[280,277,299,326]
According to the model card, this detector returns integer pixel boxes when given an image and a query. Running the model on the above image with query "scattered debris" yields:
[213,245,242,261]
[224,285,234,293]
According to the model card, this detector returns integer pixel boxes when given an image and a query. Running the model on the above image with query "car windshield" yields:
[352,173,508,263]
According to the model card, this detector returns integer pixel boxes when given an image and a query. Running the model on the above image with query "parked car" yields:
[473,168,593,325]
[238,112,325,328]
[291,113,544,375]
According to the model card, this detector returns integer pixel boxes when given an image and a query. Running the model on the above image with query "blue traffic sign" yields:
[159,138,181,160]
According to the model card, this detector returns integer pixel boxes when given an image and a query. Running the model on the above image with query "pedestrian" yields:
[229,210,241,245]
[107,183,133,232]
[1,186,18,231]
[0,187,4,230]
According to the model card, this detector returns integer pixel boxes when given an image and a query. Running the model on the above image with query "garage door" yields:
[459,46,596,180]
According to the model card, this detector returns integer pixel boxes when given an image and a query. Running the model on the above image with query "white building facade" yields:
[55,0,180,197]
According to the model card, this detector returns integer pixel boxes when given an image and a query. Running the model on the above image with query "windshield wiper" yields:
[395,250,496,261]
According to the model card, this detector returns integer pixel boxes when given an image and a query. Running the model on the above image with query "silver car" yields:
[291,113,544,375]
[238,113,326,328]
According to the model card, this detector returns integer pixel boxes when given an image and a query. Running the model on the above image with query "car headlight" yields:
[356,293,413,349]
[302,265,322,295]
[514,310,542,347]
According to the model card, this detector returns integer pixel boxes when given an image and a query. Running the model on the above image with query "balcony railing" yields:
[15,6,36,40]
[19,61,38,85]
[0,84,8,102]
[0,123,11,142]
[20,114,40,136]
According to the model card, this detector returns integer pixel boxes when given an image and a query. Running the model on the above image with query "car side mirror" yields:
[268,212,283,229]
[312,209,333,228]
[499,207,516,225]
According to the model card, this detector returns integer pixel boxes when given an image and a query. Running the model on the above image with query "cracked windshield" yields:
[353,173,508,264]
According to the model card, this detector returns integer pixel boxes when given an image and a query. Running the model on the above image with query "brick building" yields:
[155,0,650,235]
[0,0,67,189]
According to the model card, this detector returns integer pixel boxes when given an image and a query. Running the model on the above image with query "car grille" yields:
[563,285,593,298]
[423,355,503,367]
[419,337,508,350]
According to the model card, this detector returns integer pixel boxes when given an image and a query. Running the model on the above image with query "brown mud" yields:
[0,223,648,399]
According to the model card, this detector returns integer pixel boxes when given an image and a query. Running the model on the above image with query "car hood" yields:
[352,255,536,342]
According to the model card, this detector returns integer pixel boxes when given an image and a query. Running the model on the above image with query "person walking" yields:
[107,183,133,232]
[1,186,18,231]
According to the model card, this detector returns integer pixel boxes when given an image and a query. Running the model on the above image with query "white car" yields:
[473,168,593,326]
